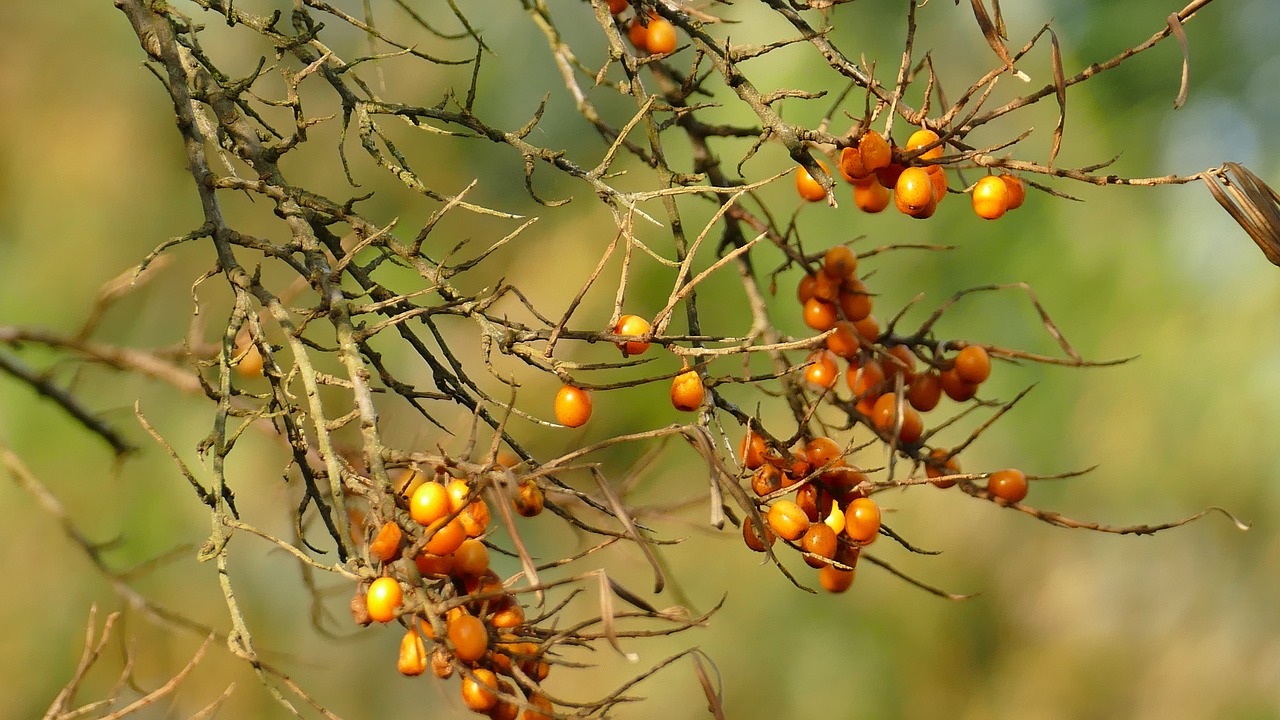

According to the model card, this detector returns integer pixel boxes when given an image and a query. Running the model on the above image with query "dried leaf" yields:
[1204,163,1280,266]
[970,0,1024,80]
[1167,13,1190,109]
[1048,28,1067,168]
[592,468,665,593]
[691,652,726,720]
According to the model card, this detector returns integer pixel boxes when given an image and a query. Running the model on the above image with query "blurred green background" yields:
[1,1,1277,718]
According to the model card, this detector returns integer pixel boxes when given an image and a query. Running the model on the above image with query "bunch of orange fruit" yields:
[796,127,1027,221]
[735,243,1033,591]
[353,467,554,719]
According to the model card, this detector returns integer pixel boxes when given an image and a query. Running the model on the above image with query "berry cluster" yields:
[352,467,554,719]
[798,128,1027,221]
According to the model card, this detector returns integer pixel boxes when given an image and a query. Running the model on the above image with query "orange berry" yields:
[491,603,526,630]
[846,358,886,413]
[410,481,450,526]
[608,0,629,13]
[853,180,891,213]
[452,538,490,577]
[461,668,500,712]
[838,145,871,183]
[803,349,840,390]
[905,128,943,162]
[802,297,839,332]
[872,394,924,444]
[939,367,979,402]
[645,16,677,54]
[811,270,842,302]
[445,477,472,513]
[513,480,545,517]
[365,577,402,623]
[895,167,937,218]
[838,279,873,322]
[1000,173,1026,209]
[627,17,649,50]
[928,164,948,202]
[368,520,402,563]
[670,369,705,411]
[859,129,892,171]
[739,430,768,470]
[767,499,811,541]
[460,499,490,537]
[822,245,858,280]
[415,552,453,576]
[845,497,881,544]
[804,436,842,469]
[826,321,861,359]
[796,160,830,202]
[800,522,838,568]
[522,694,555,720]
[988,468,1028,503]
[742,514,776,552]
[797,273,817,304]
[882,345,917,384]
[751,463,785,497]
[907,370,942,412]
[852,314,881,344]
[234,340,264,378]
[925,448,961,489]
[554,384,592,428]
[424,517,467,556]
[953,345,992,384]
[398,628,428,676]
[448,613,490,663]
[613,314,652,356]
[972,175,1010,220]
[875,161,905,189]
[819,564,856,593]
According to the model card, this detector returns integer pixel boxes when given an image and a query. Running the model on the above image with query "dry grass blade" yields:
[595,570,641,662]
[591,468,666,593]
[1203,163,1280,266]
[1048,28,1067,167]
[1167,13,1191,108]
[691,651,726,720]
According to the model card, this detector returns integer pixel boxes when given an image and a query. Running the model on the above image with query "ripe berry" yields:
[452,538,490,578]
[800,522,838,568]
[767,499,811,541]
[739,430,768,470]
[853,314,881,344]
[804,436,842,469]
[460,498,490,538]
[410,481,450,526]
[953,345,992,384]
[875,161,905,189]
[424,517,467,556]
[608,0,629,13]
[645,16,677,54]
[234,340,264,378]
[796,160,830,202]
[859,129,892,171]
[365,577,402,623]
[882,345,917,384]
[803,349,840,390]
[1000,173,1026,209]
[845,497,881,544]
[925,448,961,489]
[847,358,886,414]
[628,17,649,50]
[838,145,871,183]
[939,367,979,402]
[853,180,891,213]
[398,628,428,677]
[523,694,555,720]
[905,128,943,162]
[895,167,937,218]
[988,468,1028,503]
[819,564,856,593]
[972,175,1010,220]
[554,384,592,427]
[802,297,839,332]
[461,668,500,712]
[907,371,942,412]
[797,273,817,304]
[838,279,873,322]
[368,520,402,563]
[870,393,923,444]
[670,369,705,411]
[742,515,775,552]
[448,612,490,663]
[613,314,652,356]
[826,321,860,359]
[822,245,858,281]
[928,165,949,203]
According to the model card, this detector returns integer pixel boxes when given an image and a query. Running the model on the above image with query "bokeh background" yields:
[1,1,1278,718]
